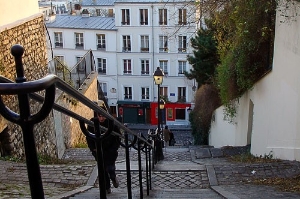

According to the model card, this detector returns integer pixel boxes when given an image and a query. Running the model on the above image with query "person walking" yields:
[163,125,171,148]
[86,100,120,194]
[169,130,176,146]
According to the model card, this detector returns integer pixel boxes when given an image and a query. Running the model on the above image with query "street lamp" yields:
[153,67,164,132]
[153,67,164,161]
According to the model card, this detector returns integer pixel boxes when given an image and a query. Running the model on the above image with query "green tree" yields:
[212,0,276,120]
[185,27,219,87]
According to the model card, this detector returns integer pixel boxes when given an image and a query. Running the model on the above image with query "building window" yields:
[97,34,106,50]
[159,36,168,52]
[99,82,107,96]
[178,87,186,102]
[76,56,85,72]
[178,61,186,75]
[123,59,132,74]
[178,36,187,52]
[140,9,148,25]
[124,86,132,99]
[178,9,187,25]
[141,87,149,100]
[140,35,149,52]
[159,9,167,25]
[159,60,168,75]
[96,9,100,16]
[75,33,84,48]
[54,32,63,48]
[97,58,106,74]
[122,35,131,52]
[108,9,114,17]
[121,9,130,25]
[160,86,168,99]
[141,59,149,75]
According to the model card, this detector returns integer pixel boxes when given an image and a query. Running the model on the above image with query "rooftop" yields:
[81,0,115,6]
[80,0,194,5]
[46,15,116,30]
[114,0,194,3]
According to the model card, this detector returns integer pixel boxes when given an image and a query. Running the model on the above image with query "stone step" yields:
[68,188,223,199]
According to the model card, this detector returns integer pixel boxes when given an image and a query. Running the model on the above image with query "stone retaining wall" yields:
[0,14,58,158]
[0,14,98,158]
[54,73,98,158]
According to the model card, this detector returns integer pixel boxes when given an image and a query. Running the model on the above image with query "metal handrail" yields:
[0,74,152,146]
[0,44,153,199]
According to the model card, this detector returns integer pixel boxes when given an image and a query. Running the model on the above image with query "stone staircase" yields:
[67,147,224,199]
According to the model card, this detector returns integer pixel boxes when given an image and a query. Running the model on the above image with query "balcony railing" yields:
[75,43,84,49]
[178,48,187,53]
[140,48,149,52]
[141,71,149,75]
[98,68,106,74]
[55,42,63,48]
[122,47,131,52]
[177,96,186,102]
[97,44,106,50]
[159,47,168,53]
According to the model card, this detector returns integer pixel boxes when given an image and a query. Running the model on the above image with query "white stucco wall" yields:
[209,3,300,161]
[0,1,39,26]
[209,92,251,148]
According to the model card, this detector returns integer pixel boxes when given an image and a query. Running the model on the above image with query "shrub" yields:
[190,84,220,145]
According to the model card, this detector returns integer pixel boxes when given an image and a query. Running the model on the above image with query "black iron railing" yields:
[0,44,154,199]
[48,50,95,90]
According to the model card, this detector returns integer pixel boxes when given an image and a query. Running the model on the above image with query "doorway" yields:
[247,100,254,145]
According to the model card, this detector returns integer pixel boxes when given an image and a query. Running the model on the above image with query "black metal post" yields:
[148,144,152,190]
[125,132,133,199]
[157,84,160,133]
[12,45,45,199]
[138,140,143,199]
[93,113,107,199]
[145,145,149,195]
[156,84,164,161]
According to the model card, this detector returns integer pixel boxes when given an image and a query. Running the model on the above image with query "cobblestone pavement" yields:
[95,148,209,191]
[0,154,95,199]
[2,129,300,198]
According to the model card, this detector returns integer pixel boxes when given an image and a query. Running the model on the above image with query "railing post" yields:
[145,144,150,195]
[125,132,133,199]
[138,139,143,199]
[11,45,45,199]
[93,112,107,199]
[148,143,152,190]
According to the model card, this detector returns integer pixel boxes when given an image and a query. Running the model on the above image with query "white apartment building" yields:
[46,0,198,124]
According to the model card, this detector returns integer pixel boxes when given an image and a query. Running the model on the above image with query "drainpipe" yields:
[152,4,155,101]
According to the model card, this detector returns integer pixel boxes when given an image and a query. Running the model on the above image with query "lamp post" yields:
[153,67,164,161]
[153,67,164,132]
[159,99,165,130]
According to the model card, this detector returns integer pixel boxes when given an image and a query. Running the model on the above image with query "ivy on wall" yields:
[212,0,276,121]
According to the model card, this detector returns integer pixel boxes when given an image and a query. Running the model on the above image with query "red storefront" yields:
[150,102,191,125]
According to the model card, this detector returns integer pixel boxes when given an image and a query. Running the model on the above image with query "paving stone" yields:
[2,130,300,199]
[210,148,224,158]
[195,148,211,158]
